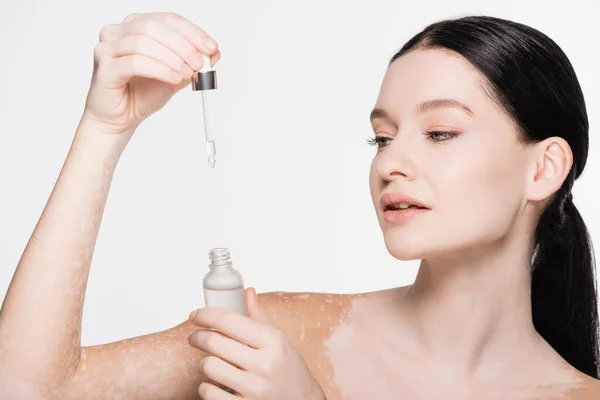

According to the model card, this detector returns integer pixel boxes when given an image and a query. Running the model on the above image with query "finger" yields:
[113,18,205,72]
[209,48,221,67]
[96,14,141,42]
[189,329,258,370]
[199,356,263,398]
[103,34,192,78]
[189,307,272,349]
[246,287,271,325]
[198,381,238,400]
[101,55,182,88]
[124,12,219,70]
[170,75,193,93]
[99,23,120,42]
[132,12,219,56]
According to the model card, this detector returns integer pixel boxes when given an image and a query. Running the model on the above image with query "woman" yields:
[1,11,599,400]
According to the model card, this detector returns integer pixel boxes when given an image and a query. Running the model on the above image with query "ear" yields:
[526,137,573,202]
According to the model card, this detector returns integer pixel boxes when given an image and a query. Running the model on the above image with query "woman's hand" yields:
[188,288,326,400]
[83,12,220,136]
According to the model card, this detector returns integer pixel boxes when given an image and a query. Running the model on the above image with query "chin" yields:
[383,224,510,263]
[382,230,432,261]
[380,221,477,261]
[383,234,472,262]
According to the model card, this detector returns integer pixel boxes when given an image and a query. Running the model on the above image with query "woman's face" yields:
[369,48,532,261]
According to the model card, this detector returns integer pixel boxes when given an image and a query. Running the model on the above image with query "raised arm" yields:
[0,12,220,399]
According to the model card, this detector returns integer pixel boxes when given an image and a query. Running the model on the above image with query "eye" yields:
[366,136,392,148]
[367,130,458,148]
[424,130,458,142]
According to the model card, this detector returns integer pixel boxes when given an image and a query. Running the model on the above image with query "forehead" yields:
[377,48,491,114]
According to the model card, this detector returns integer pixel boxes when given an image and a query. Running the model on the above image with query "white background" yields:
[1,0,599,346]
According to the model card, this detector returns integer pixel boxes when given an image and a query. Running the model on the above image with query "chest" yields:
[304,326,422,399]
[313,364,575,400]
[304,338,574,400]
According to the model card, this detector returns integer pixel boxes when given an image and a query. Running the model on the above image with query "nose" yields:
[375,138,418,182]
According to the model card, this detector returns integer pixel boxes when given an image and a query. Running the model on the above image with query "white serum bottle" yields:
[203,247,248,315]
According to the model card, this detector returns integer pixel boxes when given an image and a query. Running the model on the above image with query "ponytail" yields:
[532,187,599,378]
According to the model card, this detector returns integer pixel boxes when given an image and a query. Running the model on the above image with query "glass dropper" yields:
[191,53,218,168]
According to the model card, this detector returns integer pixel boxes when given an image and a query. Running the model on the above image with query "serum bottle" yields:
[203,248,248,315]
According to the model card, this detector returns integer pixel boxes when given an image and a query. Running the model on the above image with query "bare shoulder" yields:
[256,291,366,349]
[255,290,399,399]
[566,371,600,399]
[256,288,406,343]
[540,369,600,400]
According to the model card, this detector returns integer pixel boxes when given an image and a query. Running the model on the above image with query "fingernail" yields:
[204,38,217,51]
[189,309,198,320]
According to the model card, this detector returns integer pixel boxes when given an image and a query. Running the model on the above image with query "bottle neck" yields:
[209,247,232,268]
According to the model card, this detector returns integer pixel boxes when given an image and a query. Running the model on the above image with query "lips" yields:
[380,192,430,225]
[380,192,430,211]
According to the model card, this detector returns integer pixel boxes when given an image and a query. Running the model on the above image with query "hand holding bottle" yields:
[83,12,220,137]
[188,288,326,400]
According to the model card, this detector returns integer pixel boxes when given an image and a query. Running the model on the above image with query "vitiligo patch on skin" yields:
[3,289,600,399]
[0,361,48,400]
[64,322,214,399]
[258,291,365,399]
[261,291,600,400]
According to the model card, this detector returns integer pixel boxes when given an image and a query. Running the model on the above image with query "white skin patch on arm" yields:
[61,321,211,399]
[0,361,49,400]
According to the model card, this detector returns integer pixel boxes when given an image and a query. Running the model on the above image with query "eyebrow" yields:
[369,98,475,124]
[419,99,474,116]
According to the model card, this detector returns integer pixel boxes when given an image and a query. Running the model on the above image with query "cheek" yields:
[434,142,527,237]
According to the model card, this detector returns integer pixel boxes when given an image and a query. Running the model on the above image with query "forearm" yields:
[0,116,129,396]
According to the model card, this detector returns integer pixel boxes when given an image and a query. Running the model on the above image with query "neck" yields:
[402,232,551,379]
